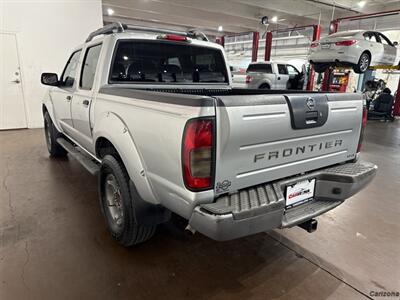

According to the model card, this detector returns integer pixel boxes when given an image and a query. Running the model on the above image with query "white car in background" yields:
[309,30,398,73]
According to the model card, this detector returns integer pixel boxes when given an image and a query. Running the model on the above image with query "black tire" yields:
[353,52,370,74]
[313,63,329,73]
[259,83,270,89]
[99,154,156,246]
[43,111,67,157]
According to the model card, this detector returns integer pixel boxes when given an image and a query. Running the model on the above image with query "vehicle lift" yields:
[217,11,399,116]
[218,25,321,91]
[321,9,400,116]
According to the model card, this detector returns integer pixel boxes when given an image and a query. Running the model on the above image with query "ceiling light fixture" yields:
[107,8,114,16]
[358,1,366,8]
[218,25,223,32]
[271,16,278,23]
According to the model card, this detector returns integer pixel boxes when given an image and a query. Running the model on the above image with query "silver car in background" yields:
[309,30,398,73]
[245,61,305,90]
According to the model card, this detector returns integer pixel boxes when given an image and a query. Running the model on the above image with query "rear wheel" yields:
[99,154,156,246]
[43,111,67,157]
[353,52,370,74]
[259,83,270,89]
[313,63,329,73]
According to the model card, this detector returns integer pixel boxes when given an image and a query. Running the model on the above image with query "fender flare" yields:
[42,92,63,133]
[93,111,158,205]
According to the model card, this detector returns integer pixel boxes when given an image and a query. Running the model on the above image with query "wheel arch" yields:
[93,112,158,205]
[42,101,62,133]
[362,50,371,59]
[259,82,271,89]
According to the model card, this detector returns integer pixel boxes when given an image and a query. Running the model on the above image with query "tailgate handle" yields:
[305,111,318,124]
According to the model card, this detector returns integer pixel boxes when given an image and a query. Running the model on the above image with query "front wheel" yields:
[259,83,270,89]
[43,112,67,157]
[353,52,370,73]
[99,154,156,246]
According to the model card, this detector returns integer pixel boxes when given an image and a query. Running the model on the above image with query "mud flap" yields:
[129,180,171,226]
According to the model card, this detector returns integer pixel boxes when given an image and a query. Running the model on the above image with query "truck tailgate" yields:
[214,93,363,194]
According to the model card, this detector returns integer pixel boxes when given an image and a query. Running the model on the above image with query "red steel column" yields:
[394,78,400,116]
[321,22,338,91]
[264,31,273,61]
[321,69,331,91]
[251,31,260,62]
[329,20,339,34]
[306,25,321,91]
[216,36,225,47]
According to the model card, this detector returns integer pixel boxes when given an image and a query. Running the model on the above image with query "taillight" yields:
[246,75,252,83]
[335,40,357,46]
[182,118,214,191]
[357,106,368,153]
[157,34,188,42]
[310,42,319,48]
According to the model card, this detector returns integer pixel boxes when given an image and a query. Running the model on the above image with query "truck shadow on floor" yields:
[90,216,350,300]
[54,155,350,299]
[0,135,352,300]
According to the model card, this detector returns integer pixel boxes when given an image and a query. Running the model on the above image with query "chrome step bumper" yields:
[189,160,377,241]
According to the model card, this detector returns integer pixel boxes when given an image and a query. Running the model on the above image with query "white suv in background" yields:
[245,61,305,90]
[309,30,398,73]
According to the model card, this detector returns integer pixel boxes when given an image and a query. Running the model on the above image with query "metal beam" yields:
[306,25,321,91]
[264,31,273,61]
[252,32,259,62]
[394,79,400,117]
[216,36,225,47]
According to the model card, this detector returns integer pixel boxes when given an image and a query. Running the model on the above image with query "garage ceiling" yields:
[102,0,400,36]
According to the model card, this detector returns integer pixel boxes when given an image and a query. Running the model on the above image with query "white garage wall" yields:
[0,0,103,128]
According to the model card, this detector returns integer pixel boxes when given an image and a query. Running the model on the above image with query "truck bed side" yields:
[93,87,216,218]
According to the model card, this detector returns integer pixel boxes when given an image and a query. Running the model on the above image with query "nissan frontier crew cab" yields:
[41,23,377,247]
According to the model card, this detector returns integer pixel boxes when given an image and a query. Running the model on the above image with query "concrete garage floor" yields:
[0,121,399,300]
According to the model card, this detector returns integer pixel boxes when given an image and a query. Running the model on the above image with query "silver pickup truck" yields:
[41,23,377,247]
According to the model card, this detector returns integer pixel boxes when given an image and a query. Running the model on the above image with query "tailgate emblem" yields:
[306,97,315,110]
[216,180,231,193]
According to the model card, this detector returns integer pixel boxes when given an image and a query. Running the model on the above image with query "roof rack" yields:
[86,22,209,42]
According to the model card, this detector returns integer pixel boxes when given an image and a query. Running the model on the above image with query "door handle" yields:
[66,95,72,102]
[82,99,90,106]
[11,79,20,84]
[277,76,281,80]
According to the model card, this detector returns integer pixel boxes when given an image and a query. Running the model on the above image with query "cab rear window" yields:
[109,40,228,84]
[247,64,272,73]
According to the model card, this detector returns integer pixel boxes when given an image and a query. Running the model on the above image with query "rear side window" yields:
[80,44,102,90]
[277,64,288,74]
[247,64,272,73]
[60,50,81,87]
[109,40,228,84]
[363,32,378,43]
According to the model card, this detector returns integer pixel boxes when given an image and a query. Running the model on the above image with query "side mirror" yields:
[393,41,398,46]
[41,73,59,86]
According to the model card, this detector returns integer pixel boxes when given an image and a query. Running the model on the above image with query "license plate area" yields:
[321,43,331,49]
[285,179,315,209]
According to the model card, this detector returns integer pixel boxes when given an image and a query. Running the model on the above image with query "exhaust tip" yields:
[298,219,318,233]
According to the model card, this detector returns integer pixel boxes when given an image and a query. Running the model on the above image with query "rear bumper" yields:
[309,51,359,65]
[189,160,377,241]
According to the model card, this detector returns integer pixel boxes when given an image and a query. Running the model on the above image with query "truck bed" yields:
[99,86,363,196]
[139,87,326,96]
